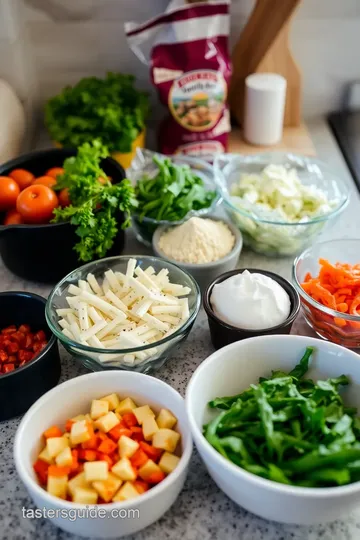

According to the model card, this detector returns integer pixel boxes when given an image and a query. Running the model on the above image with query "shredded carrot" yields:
[301,259,360,331]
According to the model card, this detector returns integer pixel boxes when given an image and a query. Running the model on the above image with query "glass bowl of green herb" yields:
[186,334,360,525]
[128,149,222,246]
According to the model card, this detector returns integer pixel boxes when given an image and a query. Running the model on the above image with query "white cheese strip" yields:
[80,291,124,319]
[150,305,181,315]
[56,308,75,317]
[98,352,125,363]
[105,290,128,315]
[62,328,74,340]
[122,354,136,365]
[131,298,152,318]
[68,284,83,296]
[66,296,81,309]
[96,315,130,340]
[67,312,79,326]
[156,314,180,325]
[78,302,90,331]
[70,321,82,341]
[163,324,181,338]
[151,293,179,306]
[117,332,143,349]
[155,268,169,286]
[163,283,191,296]
[115,271,126,284]
[78,279,92,292]
[105,269,122,293]
[180,298,190,320]
[58,318,70,330]
[134,267,160,291]
[142,313,170,332]
[87,273,103,295]
[132,324,151,336]
[144,266,155,276]
[80,320,107,341]
[87,335,104,349]
[121,289,140,308]
[125,258,136,286]
[138,328,160,342]
[102,277,110,294]
[129,277,154,300]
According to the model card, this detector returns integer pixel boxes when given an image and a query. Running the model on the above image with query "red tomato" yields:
[3,209,23,225]
[9,169,34,190]
[46,167,65,179]
[0,177,20,211]
[32,176,57,189]
[16,185,58,224]
[58,188,71,207]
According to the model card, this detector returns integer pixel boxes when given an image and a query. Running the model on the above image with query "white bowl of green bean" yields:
[186,334,360,525]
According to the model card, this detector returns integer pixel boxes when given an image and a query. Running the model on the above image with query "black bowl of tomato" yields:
[0,148,126,283]
[0,291,60,421]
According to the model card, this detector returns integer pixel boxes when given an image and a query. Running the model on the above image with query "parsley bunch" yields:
[52,140,137,262]
[45,73,149,153]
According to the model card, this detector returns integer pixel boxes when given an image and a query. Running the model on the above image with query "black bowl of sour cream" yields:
[203,268,300,350]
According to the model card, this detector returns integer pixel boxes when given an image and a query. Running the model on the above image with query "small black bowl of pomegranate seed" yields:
[0,291,60,420]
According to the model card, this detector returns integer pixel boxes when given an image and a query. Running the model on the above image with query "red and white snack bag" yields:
[125,0,231,158]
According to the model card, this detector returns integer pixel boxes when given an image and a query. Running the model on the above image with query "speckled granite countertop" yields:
[1,120,360,540]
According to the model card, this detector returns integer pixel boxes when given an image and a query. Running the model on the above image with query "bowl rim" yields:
[293,239,360,322]
[185,334,360,496]
[203,268,300,333]
[14,370,193,510]
[0,291,57,381]
[45,255,201,355]
[214,152,350,226]
[152,217,243,269]
[0,147,125,231]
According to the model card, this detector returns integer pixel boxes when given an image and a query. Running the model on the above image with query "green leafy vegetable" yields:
[52,140,137,262]
[45,73,149,152]
[135,155,217,222]
[204,346,360,487]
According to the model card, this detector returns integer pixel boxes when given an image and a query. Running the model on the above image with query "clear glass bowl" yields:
[127,149,222,247]
[214,153,349,257]
[293,239,360,348]
[46,255,201,373]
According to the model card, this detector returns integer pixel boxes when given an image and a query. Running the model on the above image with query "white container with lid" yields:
[244,73,287,146]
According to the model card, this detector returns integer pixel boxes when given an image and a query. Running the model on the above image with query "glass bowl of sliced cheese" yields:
[46,256,201,373]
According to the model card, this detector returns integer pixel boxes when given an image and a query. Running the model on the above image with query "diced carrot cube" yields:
[48,465,71,477]
[43,425,63,439]
[130,426,144,442]
[97,452,113,468]
[122,412,138,428]
[130,449,148,469]
[97,432,109,442]
[78,449,97,462]
[81,434,98,450]
[147,471,166,484]
[65,419,75,432]
[98,439,117,455]
[108,425,132,442]
[139,441,163,461]
[33,459,49,484]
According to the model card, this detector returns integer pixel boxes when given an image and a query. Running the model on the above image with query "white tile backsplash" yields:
[1,0,360,122]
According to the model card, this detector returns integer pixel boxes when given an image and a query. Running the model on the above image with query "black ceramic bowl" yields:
[0,291,61,421]
[203,268,300,350]
[0,148,126,283]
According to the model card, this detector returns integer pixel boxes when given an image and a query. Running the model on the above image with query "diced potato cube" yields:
[47,475,68,499]
[111,458,137,481]
[92,473,122,503]
[73,487,98,504]
[138,459,162,481]
[84,461,109,482]
[114,412,122,422]
[142,417,159,441]
[119,435,139,458]
[133,405,155,425]
[46,436,69,458]
[112,482,140,502]
[70,420,92,446]
[94,412,119,433]
[90,399,109,420]
[71,414,86,422]
[158,452,180,474]
[115,397,137,416]
[156,408,177,430]
[152,429,180,453]
[55,446,73,467]
[68,472,90,497]
[100,393,120,411]
[38,446,53,464]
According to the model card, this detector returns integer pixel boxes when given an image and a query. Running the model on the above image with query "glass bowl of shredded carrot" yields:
[293,239,360,347]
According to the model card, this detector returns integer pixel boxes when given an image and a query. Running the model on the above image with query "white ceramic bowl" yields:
[14,371,192,538]
[186,335,360,525]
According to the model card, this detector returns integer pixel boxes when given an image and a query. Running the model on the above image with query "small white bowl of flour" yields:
[153,216,243,291]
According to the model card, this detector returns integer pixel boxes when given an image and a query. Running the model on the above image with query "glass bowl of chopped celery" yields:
[128,149,222,246]
[213,153,349,257]
[46,255,201,374]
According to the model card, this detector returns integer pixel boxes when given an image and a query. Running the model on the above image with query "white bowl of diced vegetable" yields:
[213,153,349,256]
[45,255,201,373]
[186,334,360,525]
[14,370,192,538]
